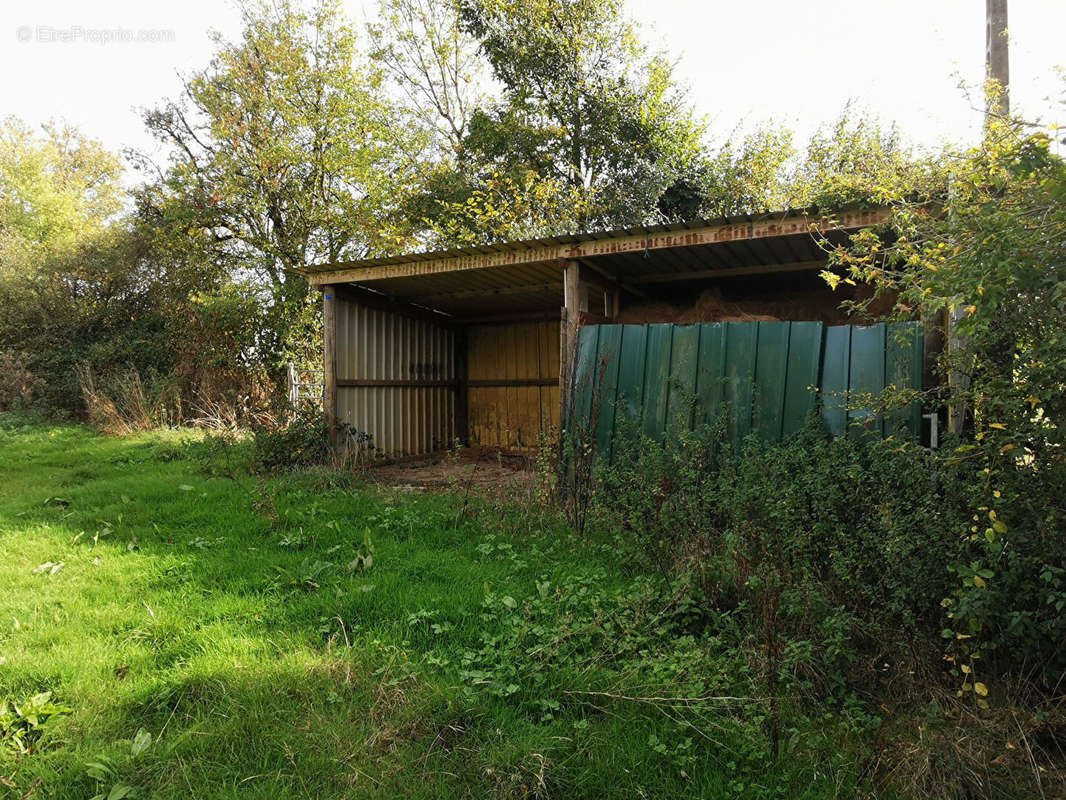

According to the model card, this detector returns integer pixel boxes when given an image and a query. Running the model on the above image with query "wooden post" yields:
[986,0,1009,119]
[454,325,469,446]
[560,259,581,427]
[947,4,1008,437]
[322,285,338,444]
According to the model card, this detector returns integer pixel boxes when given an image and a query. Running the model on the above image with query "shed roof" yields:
[303,206,890,319]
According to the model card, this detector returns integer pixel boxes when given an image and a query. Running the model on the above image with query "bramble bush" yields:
[599,418,966,635]
[249,408,335,473]
[593,409,1066,699]
[584,409,1066,795]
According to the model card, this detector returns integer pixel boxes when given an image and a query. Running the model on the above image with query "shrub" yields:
[0,350,43,411]
[249,408,334,473]
[600,419,964,632]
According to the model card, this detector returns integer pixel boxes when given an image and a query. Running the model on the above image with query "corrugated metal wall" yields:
[335,297,455,457]
[468,321,560,449]
[570,321,923,458]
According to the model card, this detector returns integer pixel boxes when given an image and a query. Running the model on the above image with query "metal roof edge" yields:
[298,203,893,281]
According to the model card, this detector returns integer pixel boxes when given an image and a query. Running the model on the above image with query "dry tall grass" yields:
[77,365,181,434]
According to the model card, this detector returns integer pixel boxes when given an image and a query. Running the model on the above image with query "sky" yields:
[1,0,1064,178]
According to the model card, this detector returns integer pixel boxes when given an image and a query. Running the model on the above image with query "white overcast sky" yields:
[1,0,1064,179]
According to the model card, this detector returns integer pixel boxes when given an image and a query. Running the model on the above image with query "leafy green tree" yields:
[447,0,709,234]
[695,109,941,219]
[697,126,796,217]
[137,0,419,380]
[368,0,490,156]
[0,117,247,416]
[0,119,137,412]
[790,108,940,209]
[426,170,595,247]
[0,117,123,269]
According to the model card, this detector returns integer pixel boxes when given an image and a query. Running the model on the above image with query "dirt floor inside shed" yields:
[371,446,536,493]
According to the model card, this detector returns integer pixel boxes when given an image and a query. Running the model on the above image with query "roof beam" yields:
[397,280,562,303]
[327,282,455,326]
[305,208,889,286]
[575,258,653,301]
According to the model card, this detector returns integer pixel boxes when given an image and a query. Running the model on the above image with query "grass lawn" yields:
[0,419,869,799]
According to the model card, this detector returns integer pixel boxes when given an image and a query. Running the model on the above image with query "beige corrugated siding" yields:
[468,320,559,449]
[335,297,454,457]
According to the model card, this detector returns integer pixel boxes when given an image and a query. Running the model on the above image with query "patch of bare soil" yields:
[370,447,535,493]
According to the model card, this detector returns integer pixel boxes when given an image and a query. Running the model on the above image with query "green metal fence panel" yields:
[695,323,727,426]
[568,320,925,455]
[593,325,624,461]
[668,324,701,429]
[820,325,851,437]
[724,322,758,442]
[754,321,791,441]
[571,323,601,429]
[885,323,924,440]
[616,324,648,422]
[848,325,887,439]
[782,321,824,438]
[641,324,674,442]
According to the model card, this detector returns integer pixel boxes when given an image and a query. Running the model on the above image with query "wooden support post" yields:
[608,287,620,320]
[322,285,338,444]
[560,259,581,427]
[947,307,971,436]
[454,325,469,446]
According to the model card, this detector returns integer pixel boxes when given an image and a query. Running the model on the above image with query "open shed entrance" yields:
[309,208,907,460]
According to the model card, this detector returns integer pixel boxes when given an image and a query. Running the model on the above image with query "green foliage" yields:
[597,418,968,694]
[437,0,710,235]
[368,0,488,154]
[828,88,1066,681]
[698,127,797,217]
[426,170,596,247]
[790,108,941,208]
[0,117,123,265]
[0,691,72,756]
[249,408,335,473]
[0,120,238,419]
[0,350,42,411]
[84,728,153,800]
[138,0,422,380]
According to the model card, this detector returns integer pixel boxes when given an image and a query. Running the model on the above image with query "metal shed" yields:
[303,206,892,458]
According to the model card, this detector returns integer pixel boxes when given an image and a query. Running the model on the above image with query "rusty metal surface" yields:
[335,297,455,457]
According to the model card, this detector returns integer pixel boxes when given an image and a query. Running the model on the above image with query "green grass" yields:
[0,419,869,799]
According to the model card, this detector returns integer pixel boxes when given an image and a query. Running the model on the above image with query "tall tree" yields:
[368,0,490,156]
[0,119,231,414]
[827,92,1066,675]
[449,0,709,234]
[0,117,123,270]
[137,0,417,376]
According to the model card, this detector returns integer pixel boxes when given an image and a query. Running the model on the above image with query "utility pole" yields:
[947,1,1010,436]
[985,0,1009,118]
